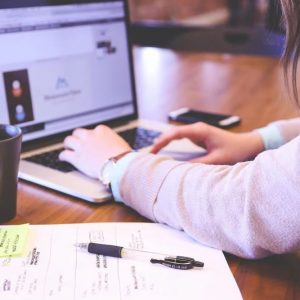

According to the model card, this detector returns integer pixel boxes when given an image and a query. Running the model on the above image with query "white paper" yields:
[0,223,242,300]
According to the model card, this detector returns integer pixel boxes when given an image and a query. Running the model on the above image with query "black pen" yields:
[75,242,204,270]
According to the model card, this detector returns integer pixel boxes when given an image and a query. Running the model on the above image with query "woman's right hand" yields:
[151,122,265,165]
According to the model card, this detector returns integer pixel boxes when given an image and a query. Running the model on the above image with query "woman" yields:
[59,0,300,259]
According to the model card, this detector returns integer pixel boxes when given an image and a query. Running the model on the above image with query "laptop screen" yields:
[0,0,136,142]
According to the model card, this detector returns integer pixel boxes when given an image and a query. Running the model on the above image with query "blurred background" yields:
[129,0,284,56]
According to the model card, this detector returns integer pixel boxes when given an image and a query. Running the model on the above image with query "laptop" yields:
[0,0,204,202]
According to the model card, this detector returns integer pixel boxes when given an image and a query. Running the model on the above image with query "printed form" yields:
[0,223,242,300]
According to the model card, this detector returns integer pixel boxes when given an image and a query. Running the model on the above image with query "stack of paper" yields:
[0,223,242,300]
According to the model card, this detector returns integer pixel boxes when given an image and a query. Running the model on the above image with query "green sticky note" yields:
[0,224,29,257]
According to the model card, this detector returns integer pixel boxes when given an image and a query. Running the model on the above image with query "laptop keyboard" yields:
[118,127,161,150]
[24,127,161,173]
[25,148,76,173]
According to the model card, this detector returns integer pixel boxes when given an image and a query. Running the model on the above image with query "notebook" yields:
[0,0,204,202]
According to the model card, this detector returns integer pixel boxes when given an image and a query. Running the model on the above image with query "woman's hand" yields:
[151,122,265,165]
[59,125,131,178]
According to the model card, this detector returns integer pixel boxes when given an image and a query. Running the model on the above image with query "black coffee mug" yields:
[0,124,22,222]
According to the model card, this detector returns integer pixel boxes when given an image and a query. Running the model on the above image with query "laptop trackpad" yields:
[158,138,206,161]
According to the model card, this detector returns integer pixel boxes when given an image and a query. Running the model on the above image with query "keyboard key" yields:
[25,149,76,173]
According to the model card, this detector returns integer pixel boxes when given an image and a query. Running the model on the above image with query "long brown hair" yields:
[280,0,300,105]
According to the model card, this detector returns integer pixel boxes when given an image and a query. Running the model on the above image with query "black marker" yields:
[75,242,204,270]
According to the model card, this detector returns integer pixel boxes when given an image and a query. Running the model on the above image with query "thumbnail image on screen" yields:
[3,69,34,125]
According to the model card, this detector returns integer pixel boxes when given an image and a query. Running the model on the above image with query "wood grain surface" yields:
[4,47,300,300]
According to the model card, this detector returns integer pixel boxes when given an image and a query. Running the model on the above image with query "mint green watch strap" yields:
[256,125,285,150]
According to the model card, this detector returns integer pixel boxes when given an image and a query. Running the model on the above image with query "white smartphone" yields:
[168,107,241,128]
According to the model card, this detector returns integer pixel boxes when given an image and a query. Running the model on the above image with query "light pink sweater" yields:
[118,119,300,259]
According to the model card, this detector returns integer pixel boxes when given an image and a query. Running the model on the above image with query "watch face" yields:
[99,160,116,185]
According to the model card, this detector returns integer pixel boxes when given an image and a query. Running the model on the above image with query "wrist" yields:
[98,150,133,187]
[242,131,265,159]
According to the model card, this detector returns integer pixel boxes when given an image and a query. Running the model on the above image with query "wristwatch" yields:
[98,151,132,188]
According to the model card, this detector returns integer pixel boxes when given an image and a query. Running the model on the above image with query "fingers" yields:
[94,124,110,133]
[64,136,81,151]
[151,134,175,154]
[72,128,89,139]
[60,128,88,163]
[151,126,189,153]
[63,127,93,150]
[152,123,210,154]
[59,149,77,165]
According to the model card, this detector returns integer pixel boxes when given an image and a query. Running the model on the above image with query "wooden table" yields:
[5,47,300,299]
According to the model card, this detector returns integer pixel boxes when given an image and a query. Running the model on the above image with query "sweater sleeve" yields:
[119,135,300,259]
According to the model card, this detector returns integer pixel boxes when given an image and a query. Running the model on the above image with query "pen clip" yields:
[150,256,204,270]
